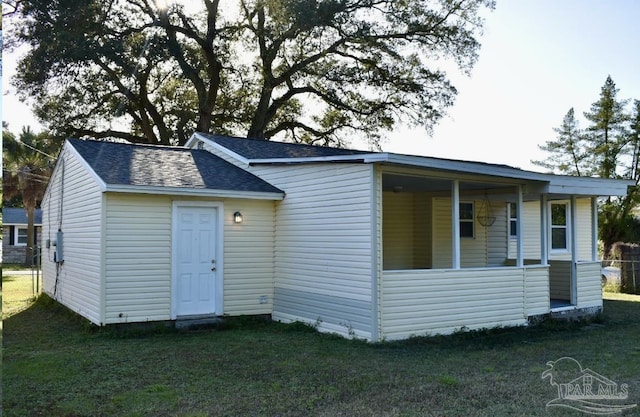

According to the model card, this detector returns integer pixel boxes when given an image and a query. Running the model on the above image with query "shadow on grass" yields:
[8,294,640,350]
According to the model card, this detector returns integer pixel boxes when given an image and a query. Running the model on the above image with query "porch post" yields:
[591,197,598,261]
[540,194,548,265]
[571,196,578,305]
[452,180,461,269]
[516,185,524,267]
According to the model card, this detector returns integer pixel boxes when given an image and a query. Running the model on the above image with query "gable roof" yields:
[194,132,370,159]
[2,207,43,225]
[66,139,284,199]
[189,133,633,198]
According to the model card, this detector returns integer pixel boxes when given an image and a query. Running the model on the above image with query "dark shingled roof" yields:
[2,207,43,225]
[197,133,371,159]
[68,139,283,194]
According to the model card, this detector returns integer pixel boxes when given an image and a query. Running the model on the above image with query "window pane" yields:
[17,228,28,245]
[551,228,567,249]
[509,203,517,219]
[460,222,474,238]
[510,220,517,237]
[460,203,473,220]
[551,204,566,226]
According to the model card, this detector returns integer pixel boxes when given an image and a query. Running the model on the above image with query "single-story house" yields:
[2,207,43,264]
[41,134,633,341]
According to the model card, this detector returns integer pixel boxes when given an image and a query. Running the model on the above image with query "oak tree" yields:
[6,0,495,147]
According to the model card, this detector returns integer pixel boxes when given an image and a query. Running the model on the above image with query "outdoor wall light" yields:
[233,211,243,224]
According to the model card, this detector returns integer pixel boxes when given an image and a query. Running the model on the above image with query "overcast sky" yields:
[2,0,640,172]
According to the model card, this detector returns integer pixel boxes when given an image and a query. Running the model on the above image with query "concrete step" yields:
[175,314,223,330]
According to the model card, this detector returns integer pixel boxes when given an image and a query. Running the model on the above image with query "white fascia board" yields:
[248,153,380,165]
[190,132,251,165]
[381,154,634,197]
[546,176,634,197]
[103,184,285,200]
[382,154,549,182]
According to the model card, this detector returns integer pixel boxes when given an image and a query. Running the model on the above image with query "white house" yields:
[41,134,632,341]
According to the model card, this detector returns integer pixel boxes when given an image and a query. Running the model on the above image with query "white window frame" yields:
[459,202,474,239]
[549,201,571,253]
[14,226,28,246]
[508,202,518,238]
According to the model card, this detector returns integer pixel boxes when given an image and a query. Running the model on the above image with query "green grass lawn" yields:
[3,291,640,417]
[2,273,40,319]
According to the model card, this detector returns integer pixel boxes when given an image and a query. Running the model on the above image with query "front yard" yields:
[3,276,640,416]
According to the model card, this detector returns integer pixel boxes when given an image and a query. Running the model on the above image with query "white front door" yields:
[173,205,219,317]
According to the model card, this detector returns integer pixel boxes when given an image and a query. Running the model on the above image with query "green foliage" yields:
[533,76,640,253]
[533,108,589,175]
[2,125,60,264]
[7,0,495,147]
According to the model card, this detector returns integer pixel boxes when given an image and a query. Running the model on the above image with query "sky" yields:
[2,0,640,173]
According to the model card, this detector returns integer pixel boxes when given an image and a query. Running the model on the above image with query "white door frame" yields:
[171,201,224,319]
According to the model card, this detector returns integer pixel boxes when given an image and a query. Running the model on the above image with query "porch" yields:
[378,261,603,340]
[378,170,603,338]
[380,265,548,340]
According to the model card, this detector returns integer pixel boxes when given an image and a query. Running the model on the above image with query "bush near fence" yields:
[609,242,640,294]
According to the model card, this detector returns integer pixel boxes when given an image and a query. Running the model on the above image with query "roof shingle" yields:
[197,133,371,159]
[2,207,43,225]
[68,139,283,194]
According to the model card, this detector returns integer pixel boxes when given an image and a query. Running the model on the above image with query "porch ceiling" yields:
[382,174,515,194]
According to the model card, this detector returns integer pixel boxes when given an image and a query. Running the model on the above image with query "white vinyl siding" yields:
[381,267,530,340]
[525,265,551,315]
[104,194,173,323]
[383,192,414,269]
[382,192,432,270]
[103,194,276,323]
[576,261,603,308]
[508,198,593,262]
[414,193,432,268]
[42,148,104,325]
[432,197,488,268]
[575,198,593,261]
[487,201,508,267]
[509,201,541,260]
[223,199,275,315]
[251,163,374,339]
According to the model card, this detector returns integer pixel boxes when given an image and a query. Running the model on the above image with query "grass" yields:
[3,292,640,417]
[2,273,40,319]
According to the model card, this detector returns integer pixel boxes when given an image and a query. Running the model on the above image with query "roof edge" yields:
[189,133,251,165]
[103,184,285,200]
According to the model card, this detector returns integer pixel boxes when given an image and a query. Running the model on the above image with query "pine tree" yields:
[533,108,588,175]
[583,75,630,179]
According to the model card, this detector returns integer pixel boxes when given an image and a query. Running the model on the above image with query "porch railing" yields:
[380,265,549,340]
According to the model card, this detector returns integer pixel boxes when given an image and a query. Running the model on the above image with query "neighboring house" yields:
[40,134,633,341]
[2,207,43,265]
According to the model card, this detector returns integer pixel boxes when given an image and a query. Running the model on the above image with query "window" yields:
[14,227,28,246]
[550,203,569,250]
[459,202,474,238]
[508,202,517,238]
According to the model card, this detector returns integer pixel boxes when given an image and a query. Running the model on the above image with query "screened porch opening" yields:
[381,173,524,271]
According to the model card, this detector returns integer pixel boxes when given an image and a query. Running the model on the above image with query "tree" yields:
[583,76,634,254]
[6,0,495,147]
[533,108,589,176]
[2,126,59,265]
[583,75,630,179]
[532,76,639,256]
